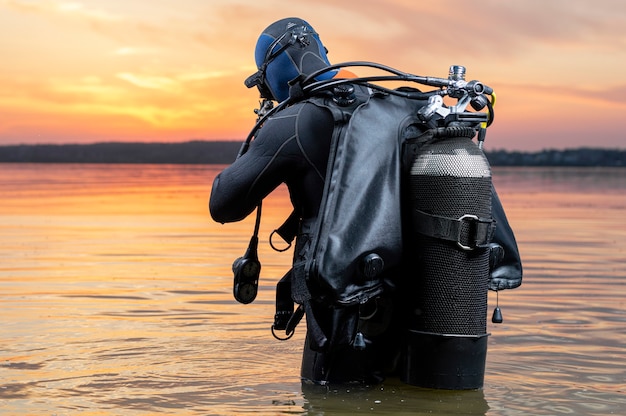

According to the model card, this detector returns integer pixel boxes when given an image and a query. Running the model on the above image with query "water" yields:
[1,164,625,415]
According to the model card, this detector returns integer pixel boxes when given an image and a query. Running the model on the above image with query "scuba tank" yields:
[401,131,495,389]
[399,65,497,389]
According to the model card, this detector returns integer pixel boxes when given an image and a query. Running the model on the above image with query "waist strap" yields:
[412,209,496,251]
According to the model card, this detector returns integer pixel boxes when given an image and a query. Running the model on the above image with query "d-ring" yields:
[269,230,292,252]
[271,325,295,341]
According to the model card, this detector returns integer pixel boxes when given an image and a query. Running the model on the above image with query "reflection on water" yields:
[1,164,625,415]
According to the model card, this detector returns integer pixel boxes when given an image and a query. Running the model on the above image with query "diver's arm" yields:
[209,172,254,223]
[209,144,283,223]
[209,113,296,224]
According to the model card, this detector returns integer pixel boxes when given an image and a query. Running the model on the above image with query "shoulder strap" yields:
[271,87,366,247]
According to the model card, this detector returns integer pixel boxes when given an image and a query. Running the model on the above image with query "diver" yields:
[209,17,522,387]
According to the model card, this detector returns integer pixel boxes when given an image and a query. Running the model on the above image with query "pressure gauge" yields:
[232,256,261,304]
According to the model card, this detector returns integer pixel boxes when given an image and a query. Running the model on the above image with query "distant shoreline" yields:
[0,141,625,167]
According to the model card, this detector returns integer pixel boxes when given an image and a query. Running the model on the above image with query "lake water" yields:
[1,163,625,415]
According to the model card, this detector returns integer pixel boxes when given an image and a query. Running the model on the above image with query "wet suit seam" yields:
[247,133,298,201]
[294,104,325,182]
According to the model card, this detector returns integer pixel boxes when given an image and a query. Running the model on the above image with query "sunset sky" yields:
[1,0,625,151]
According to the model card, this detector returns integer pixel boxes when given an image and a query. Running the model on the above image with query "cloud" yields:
[116,73,179,91]
[56,1,120,22]
[600,85,626,106]
[6,0,123,22]
[115,69,233,91]
[499,81,626,108]
[551,84,626,107]
[284,0,626,58]
[113,47,157,56]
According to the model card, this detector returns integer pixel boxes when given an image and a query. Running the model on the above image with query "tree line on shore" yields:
[0,141,624,166]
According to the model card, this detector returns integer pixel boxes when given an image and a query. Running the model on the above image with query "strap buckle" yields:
[457,214,495,251]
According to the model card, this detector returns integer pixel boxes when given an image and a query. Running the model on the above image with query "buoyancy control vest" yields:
[292,89,430,307]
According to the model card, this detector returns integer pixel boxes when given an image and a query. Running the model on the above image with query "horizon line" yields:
[1,140,625,153]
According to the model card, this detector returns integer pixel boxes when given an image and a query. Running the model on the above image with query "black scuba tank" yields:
[401,134,494,390]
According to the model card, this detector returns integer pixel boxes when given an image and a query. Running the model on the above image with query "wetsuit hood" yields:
[245,17,336,102]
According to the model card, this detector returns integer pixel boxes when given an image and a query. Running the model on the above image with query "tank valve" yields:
[448,65,466,81]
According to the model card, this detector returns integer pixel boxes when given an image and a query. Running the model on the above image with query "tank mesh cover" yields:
[408,137,491,336]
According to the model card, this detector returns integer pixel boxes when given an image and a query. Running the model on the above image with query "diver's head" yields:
[244,17,336,102]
